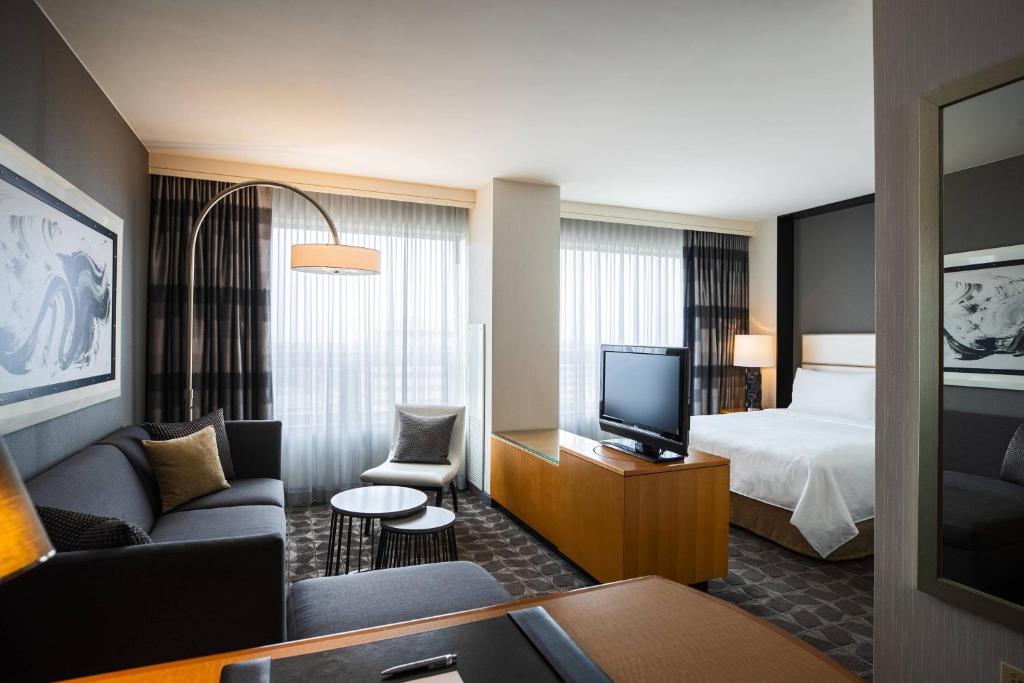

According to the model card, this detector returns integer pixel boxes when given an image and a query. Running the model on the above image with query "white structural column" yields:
[469,179,561,492]
[749,217,778,408]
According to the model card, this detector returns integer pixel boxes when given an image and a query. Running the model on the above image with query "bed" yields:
[688,334,876,560]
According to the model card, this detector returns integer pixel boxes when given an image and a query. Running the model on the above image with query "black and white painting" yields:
[944,244,1024,391]
[0,134,122,433]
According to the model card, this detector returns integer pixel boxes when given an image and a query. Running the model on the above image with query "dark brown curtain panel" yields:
[684,230,750,415]
[146,175,273,422]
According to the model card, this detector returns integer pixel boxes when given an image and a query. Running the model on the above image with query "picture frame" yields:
[943,243,1024,391]
[0,133,123,434]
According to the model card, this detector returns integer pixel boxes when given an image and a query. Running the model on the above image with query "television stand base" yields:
[599,438,686,463]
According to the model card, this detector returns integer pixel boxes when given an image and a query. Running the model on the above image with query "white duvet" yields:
[688,409,875,558]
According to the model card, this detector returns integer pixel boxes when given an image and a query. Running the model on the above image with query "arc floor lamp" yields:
[184,180,380,419]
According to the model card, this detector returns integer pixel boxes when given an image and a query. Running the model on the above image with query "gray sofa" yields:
[0,422,512,682]
[1,421,288,682]
[942,410,1024,602]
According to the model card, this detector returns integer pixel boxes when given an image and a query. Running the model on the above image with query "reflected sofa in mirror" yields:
[918,55,1024,632]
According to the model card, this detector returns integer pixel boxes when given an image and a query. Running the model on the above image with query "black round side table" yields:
[326,486,427,576]
[374,506,458,570]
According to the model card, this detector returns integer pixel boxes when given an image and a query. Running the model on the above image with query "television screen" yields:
[602,350,682,437]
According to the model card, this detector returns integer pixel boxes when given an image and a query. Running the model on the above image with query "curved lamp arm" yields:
[184,180,377,419]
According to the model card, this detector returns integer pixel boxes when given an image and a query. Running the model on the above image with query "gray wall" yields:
[943,153,1024,417]
[0,0,149,477]
[874,0,1024,681]
[793,201,875,367]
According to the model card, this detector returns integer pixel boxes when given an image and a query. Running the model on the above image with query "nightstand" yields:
[718,407,747,414]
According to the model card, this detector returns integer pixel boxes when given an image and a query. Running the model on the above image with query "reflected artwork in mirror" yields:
[922,66,1024,628]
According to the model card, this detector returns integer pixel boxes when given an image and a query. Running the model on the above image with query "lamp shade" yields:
[734,334,775,368]
[291,243,381,274]
[0,438,54,584]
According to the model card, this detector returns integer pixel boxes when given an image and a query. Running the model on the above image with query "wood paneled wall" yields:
[873,1,1024,680]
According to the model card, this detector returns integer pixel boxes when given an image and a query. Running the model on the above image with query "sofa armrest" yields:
[0,534,285,681]
[226,420,282,480]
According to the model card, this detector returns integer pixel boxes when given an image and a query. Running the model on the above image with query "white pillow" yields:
[788,368,875,425]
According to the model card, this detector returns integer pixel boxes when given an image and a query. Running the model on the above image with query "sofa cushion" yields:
[145,409,235,480]
[287,561,512,640]
[98,425,161,515]
[27,444,155,532]
[175,478,285,511]
[149,505,285,544]
[36,505,152,551]
[942,470,1024,550]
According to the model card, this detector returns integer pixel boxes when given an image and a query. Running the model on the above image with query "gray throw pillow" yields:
[1000,424,1024,487]
[391,411,457,465]
[145,408,234,479]
[36,506,152,552]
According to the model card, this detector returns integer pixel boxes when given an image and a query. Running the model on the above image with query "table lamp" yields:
[0,437,54,584]
[733,334,775,411]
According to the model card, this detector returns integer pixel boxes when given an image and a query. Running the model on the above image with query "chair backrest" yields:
[392,404,467,469]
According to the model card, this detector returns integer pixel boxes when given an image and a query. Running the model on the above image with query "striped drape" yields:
[684,230,749,415]
[145,175,273,422]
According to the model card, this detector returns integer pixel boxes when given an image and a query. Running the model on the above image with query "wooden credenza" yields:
[490,430,729,586]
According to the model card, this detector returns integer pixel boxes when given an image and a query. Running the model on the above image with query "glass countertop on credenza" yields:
[492,429,563,464]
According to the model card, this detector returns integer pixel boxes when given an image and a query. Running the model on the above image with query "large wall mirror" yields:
[919,57,1024,631]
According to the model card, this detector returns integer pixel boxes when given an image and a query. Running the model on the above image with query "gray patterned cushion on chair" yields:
[145,409,234,479]
[391,411,457,465]
[1000,424,1024,486]
[36,505,152,552]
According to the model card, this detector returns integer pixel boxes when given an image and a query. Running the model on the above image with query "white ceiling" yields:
[37,0,874,221]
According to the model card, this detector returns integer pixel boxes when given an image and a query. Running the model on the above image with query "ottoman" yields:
[287,561,512,640]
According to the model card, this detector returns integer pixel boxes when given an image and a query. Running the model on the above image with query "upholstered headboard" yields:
[802,334,875,373]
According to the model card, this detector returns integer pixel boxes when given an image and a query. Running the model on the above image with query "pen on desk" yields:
[380,653,458,679]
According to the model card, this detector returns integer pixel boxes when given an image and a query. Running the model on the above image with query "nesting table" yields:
[375,506,458,569]
[325,485,427,575]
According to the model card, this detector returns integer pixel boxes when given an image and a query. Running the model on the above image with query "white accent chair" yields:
[360,404,466,512]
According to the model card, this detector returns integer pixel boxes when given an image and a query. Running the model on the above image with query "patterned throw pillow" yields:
[36,506,152,552]
[391,411,457,465]
[145,408,234,479]
[1000,424,1024,486]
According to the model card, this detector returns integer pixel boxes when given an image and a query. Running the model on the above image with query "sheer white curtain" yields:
[271,189,467,504]
[560,218,685,439]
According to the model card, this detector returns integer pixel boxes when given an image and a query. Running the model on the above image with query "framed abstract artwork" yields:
[943,243,1024,391]
[0,133,123,434]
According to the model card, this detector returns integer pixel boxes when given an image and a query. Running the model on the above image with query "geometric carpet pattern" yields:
[286,490,872,679]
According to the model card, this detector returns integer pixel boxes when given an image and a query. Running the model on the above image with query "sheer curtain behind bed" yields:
[270,190,467,504]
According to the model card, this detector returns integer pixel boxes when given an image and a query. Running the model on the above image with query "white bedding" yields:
[688,409,874,558]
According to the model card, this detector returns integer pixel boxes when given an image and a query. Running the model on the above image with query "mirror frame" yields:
[917,53,1024,632]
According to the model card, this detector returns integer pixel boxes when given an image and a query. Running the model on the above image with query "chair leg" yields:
[435,487,444,507]
[449,481,459,513]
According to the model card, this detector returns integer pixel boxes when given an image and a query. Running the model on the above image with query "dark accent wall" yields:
[942,153,1024,418]
[0,0,149,477]
[776,195,875,405]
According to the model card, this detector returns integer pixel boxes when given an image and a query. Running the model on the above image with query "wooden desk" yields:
[73,577,856,682]
[491,430,729,585]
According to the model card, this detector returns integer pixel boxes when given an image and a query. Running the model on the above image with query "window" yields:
[270,189,467,503]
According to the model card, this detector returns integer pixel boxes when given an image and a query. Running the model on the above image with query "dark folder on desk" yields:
[220,606,611,683]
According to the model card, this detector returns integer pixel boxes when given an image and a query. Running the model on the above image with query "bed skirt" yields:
[730,493,874,561]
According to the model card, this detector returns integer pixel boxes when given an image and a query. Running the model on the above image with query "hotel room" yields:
[1,1,1023,682]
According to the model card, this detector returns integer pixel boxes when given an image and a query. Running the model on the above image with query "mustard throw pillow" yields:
[142,426,230,513]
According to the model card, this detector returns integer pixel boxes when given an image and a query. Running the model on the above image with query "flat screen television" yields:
[598,344,690,462]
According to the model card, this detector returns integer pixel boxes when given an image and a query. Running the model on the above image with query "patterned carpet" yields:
[286,490,873,679]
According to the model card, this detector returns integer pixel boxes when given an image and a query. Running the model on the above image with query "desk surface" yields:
[76,577,857,683]
[494,429,728,476]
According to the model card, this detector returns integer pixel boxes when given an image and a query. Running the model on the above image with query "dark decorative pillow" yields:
[35,506,152,552]
[391,411,457,465]
[1000,424,1024,487]
[145,408,234,479]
